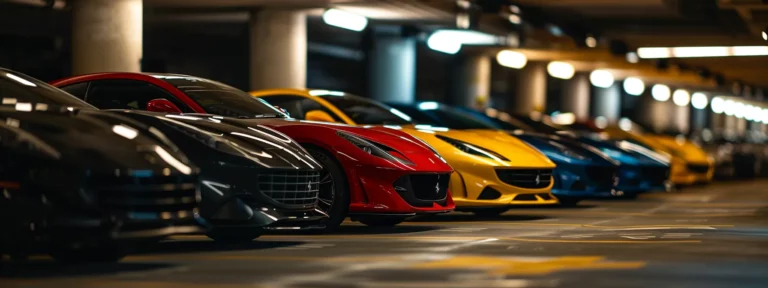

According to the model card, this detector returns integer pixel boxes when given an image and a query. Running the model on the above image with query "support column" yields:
[591,83,621,124]
[368,30,416,104]
[511,62,546,114]
[673,104,690,134]
[249,9,306,90]
[456,53,491,109]
[561,72,590,120]
[72,0,143,74]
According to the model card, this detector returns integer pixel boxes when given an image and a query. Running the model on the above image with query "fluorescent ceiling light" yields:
[723,99,735,116]
[418,102,439,110]
[322,9,368,32]
[691,92,708,110]
[623,77,645,96]
[496,50,527,69]
[309,89,345,96]
[547,61,575,80]
[672,89,690,106]
[651,84,671,102]
[426,29,500,54]
[637,46,768,58]
[734,102,746,119]
[763,109,768,124]
[589,70,614,88]
[618,117,632,131]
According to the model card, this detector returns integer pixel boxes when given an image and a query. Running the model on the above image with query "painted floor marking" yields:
[411,255,646,276]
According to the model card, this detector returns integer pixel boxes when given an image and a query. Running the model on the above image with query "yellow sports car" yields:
[251,89,558,215]
[575,122,713,186]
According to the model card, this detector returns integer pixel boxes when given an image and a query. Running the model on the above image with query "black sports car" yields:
[4,68,326,244]
[0,70,202,263]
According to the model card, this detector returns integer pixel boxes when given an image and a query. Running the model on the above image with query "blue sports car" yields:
[388,102,622,205]
[460,109,672,196]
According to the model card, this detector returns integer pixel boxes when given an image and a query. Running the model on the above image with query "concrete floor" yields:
[2,180,768,287]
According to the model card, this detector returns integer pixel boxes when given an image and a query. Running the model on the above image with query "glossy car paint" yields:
[250,89,559,208]
[105,111,328,230]
[52,74,455,218]
[0,69,202,257]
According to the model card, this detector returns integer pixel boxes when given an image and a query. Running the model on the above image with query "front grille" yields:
[91,173,199,214]
[687,163,710,174]
[392,173,450,207]
[496,169,552,189]
[585,166,617,187]
[640,166,670,185]
[257,170,320,207]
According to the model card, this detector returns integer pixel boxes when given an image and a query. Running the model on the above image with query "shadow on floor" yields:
[408,214,550,222]
[137,239,305,255]
[0,261,176,279]
[266,224,442,236]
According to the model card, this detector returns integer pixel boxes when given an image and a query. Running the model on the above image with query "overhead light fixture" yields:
[548,24,563,37]
[418,102,439,110]
[723,99,736,116]
[623,77,645,96]
[496,50,527,69]
[734,102,746,119]
[763,30,767,41]
[426,29,500,54]
[651,84,671,101]
[589,70,614,88]
[637,46,768,58]
[594,116,608,129]
[618,117,633,131]
[672,89,690,106]
[691,92,708,110]
[626,52,639,63]
[508,14,521,24]
[711,97,725,114]
[322,9,368,32]
[763,108,768,124]
[547,61,575,80]
[745,104,756,121]
[585,36,597,48]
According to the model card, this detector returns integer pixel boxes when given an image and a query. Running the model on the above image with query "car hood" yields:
[0,107,195,174]
[513,132,617,166]
[577,136,670,167]
[400,126,555,168]
[111,111,321,170]
[644,135,713,164]
[214,118,452,172]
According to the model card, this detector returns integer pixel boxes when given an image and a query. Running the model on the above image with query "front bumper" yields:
[451,165,559,208]
[550,164,619,199]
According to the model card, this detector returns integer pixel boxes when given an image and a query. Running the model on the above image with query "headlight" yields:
[337,131,414,166]
[435,135,509,161]
[404,134,448,163]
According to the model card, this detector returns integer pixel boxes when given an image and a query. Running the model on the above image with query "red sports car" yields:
[51,73,455,230]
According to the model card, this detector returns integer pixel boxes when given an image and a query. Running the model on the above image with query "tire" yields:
[306,147,349,232]
[49,242,125,264]
[472,208,508,217]
[357,217,406,227]
[206,228,261,243]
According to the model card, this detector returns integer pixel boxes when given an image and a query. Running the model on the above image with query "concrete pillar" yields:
[592,83,621,124]
[691,107,707,132]
[72,0,143,74]
[710,113,725,138]
[673,105,690,134]
[511,62,546,114]
[560,72,590,120]
[456,53,491,109]
[368,30,416,104]
[249,9,306,90]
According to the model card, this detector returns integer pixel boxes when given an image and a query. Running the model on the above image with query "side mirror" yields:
[305,110,336,123]
[147,98,182,113]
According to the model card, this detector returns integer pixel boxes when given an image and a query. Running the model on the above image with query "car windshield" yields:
[510,115,567,134]
[387,103,500,130]
[0,69,95,109]
[317,94,411,125]
[153,74,284,118]
[458,109,533,131]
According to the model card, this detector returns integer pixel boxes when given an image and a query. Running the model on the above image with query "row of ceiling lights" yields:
[320,6,768,123]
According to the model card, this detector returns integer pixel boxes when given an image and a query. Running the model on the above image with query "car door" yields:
[84,79,193,112]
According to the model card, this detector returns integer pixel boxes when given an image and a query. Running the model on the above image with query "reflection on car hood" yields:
[401,126,555,168]
[513,132,617,166]
[109,111,322,170]
[645,135,712,164]
[0,106,194,173]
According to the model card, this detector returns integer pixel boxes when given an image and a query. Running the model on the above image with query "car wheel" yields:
[49,241,125,264]
[307,147,349,232]
[206,228,261,243]
[472,208,508,217]
[357,217,406,227]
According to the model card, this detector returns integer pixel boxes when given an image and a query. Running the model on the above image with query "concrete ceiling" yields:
[514,0,768,92]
